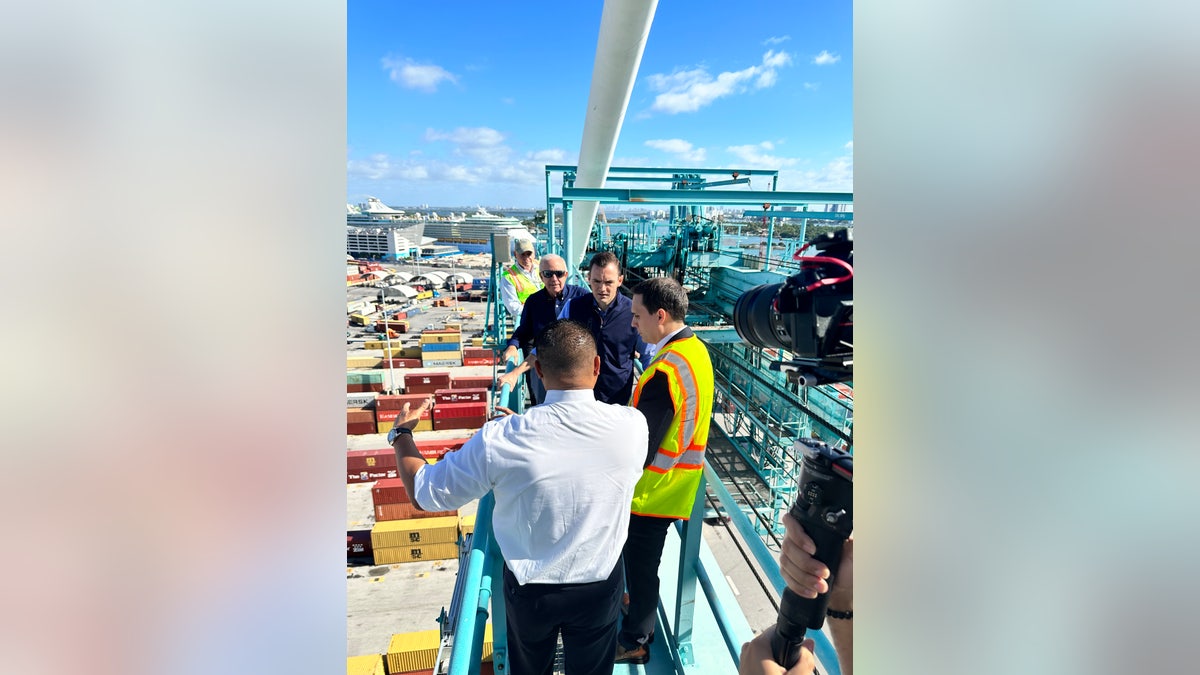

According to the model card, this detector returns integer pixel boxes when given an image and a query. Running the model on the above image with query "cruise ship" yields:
[421,208,535,254]
[347,198,426,260]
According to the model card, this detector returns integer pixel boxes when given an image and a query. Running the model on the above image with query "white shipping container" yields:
[347,392,379,408]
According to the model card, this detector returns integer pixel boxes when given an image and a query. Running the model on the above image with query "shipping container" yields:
[348,449,397,472]
[433,415,487,431]
[346,653,386,675]
[419,332,461,344]
[434,402,488,419]
[347,392,379,409]
[462,348,494,359]
[434,388,488,404]
[385,625,493,675]
[374,502,456,521]
[370,478,410,505]
[347,529,374,560]
[347,371,386,385]
[348,469,398,484]
[347,421,377,435]
[370,516,459,549]
[376,394,434,414]
[347,409,374,424]
[347,382,386,394]
[376,358,422,369]
[462,357,497,366]
[420,341,462,353]
[419,358,463,368]
[347,356,384,369]
[404,372,452,394]
[451,376,494,391]
[460,514,476,537]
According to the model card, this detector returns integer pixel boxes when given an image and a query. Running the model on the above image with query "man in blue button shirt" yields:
[497,254,589,404]
[557,251,652,404]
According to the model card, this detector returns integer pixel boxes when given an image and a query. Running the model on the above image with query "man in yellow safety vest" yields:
[499,238,542,322]
[615,277,714,665]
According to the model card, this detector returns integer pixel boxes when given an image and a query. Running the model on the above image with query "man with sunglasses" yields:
[499,238,543,322]
[498,254,588,404]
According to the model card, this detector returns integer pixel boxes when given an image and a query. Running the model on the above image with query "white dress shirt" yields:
[413,389,648,585]
[646,326,685,362]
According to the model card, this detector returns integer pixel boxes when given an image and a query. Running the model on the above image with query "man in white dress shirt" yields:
[389,319,648,675]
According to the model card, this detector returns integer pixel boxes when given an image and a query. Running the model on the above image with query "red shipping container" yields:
[371,478,410,505]
[434,388,488,404]
[347,530,373,558]
[414,438,466,459]
[375,502,457,521]
[376,393,435,413]
[347,409,374,424]
[348,449,397,472]
[452,376,494,391]
[434,415,487,431]
[463,348,494,359]
[462,357,497,366]
[405,371,452,394]
[434,402,488,419]
[347,382,385,393]
[347,421,377,435]
[348,468,398,484]
[377,358,422,369]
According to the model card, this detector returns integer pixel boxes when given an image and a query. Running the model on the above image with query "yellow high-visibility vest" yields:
[502,263,541,305]
[629,333,713,520]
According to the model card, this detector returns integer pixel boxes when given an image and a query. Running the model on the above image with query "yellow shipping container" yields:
[470,337,484,348]
[459,514,476,536]
[373,541,459,565]
[349,313,370,326]
[421,351,462,361]
[371,516,459,549]
[400,346,423,358]
[443,322,462,331]
[416,290,433,300]
[364,339,410,351]
[347,357,384,369]
[419,333,461,344]
[346,653,385,675]
[414,418,433,432]
[386,625,492,674]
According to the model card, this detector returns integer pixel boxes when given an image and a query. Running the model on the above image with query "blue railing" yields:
[445,467,841,675]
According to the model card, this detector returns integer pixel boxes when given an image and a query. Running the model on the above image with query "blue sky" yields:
[348,1,852,208]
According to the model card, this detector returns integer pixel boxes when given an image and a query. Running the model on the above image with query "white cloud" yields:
[424,126,511,164]
[347,142,573,190]
[726,142,797,168]
[645,139,707,162]
[647,50,794,114]
[501,97,515,105]
[381,55,458,92]
[812,50,841,66]
[804,82,819,90]
[844,140,853,150]
[764,36,791,46]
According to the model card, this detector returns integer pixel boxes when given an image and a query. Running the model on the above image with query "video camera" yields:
[731,227,854,669]
[731,228,853,386]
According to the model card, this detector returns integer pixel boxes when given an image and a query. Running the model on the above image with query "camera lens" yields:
[732,282,790,351]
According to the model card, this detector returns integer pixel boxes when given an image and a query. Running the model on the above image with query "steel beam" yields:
[561,186,852,206]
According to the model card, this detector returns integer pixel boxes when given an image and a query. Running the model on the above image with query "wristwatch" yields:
[387,425,413,444]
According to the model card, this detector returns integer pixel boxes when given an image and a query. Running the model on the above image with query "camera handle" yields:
[769,441,853,670]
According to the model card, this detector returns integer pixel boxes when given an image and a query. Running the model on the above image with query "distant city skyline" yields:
[348,2,852,207]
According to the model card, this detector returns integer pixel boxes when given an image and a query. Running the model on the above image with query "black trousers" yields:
[502,559,624,675]
[618,514,676,650]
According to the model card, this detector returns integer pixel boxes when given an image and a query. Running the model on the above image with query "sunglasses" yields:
[540,270,566,278]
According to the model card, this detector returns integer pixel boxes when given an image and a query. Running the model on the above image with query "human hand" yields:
[394,397,434,431]
[780,514,853,607]
[490,405,515,420]
[738,627,814,675]
[502,346,519,364]
[496,371,519,390]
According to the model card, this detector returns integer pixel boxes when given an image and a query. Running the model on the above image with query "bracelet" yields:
[394,427,413,436]
[826,607,853,620]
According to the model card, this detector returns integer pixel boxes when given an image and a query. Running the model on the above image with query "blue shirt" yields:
[558,292,652,405]
[506,284,589,352]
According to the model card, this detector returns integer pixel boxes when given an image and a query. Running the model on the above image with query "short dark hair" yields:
[588,250,621,275]
[534,319,597,376]
[633,277,687,322]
